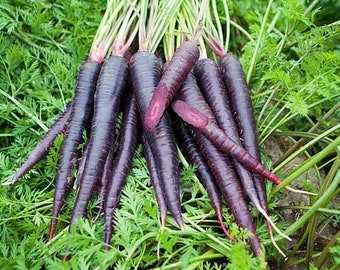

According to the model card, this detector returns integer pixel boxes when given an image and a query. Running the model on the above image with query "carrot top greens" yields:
[0,0,339,269]
[138,0,184,52]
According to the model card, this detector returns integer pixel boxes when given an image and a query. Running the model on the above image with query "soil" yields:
[263,136,339,270]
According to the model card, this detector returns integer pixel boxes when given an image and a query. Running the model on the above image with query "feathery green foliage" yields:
[0,0,339,269]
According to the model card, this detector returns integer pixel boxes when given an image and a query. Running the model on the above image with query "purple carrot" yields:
[173,71,282,185]
[174,120,234,241]
[220,54,266,200]
[191,128,262,257]
[194,59,292,247]
[73,141,89,190]
[49,60,101,240]
[193,59,279,236]
[69,55,128,229]
[172,99,281,185]
[7,101,73,185]
[144,41,200,131]
[219,53,293,253]
[218,54,311,192]
[129,51,183,229]
[103,93,141,249]
[141,134,167,228]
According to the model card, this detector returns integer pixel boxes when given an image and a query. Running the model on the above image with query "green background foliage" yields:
[0,0,339,269]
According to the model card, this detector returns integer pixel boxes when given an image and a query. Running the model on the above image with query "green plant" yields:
[0,0,339,269]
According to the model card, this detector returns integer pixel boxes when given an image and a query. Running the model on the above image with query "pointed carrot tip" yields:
[48,229,54,241]
[2,180,14,186]
[285,185,317,196]
[49,219,57,241]
[160,215,166,228]
[62,255,70,262]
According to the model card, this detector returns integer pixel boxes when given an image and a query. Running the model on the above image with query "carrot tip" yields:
[2,179,15,186]
[62,255,70,262]
[103,243,110,251]
[258,206,292,241]
[160,215,167,228]
[285,185,317,196]
[49,219,57,241]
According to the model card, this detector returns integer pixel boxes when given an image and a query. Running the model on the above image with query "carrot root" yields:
[172,100,209,128]
[285,185,317,196]
[144,84,168,130]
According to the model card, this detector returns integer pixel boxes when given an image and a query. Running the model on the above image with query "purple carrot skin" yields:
[220,54,267,205]
[141,134,167,228]
[191,128,262,256]
[171,100,281,185]
[49,60,101,240]
[95,144,115,219]
[194,59,265,217]
[73,141,89,190]
[174,121,234,241]
[8,101,73,185]
[194,58,281,246]
[175,71,218,124]
[69,55,128,228]
[144,41,200,131]
[173,72,281,184]
[103,93,141,249]
[129,52,183,229]
[219,54,273,234]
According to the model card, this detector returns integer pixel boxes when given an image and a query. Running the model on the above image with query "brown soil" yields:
[263,136,339,270]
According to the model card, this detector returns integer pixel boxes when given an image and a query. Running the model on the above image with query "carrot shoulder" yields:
[144,41,200,131]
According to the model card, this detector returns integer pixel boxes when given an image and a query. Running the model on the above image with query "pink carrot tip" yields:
[48,219,57,241]
[62,255,70,262]
[172,100,209,128]
[144,84,168,131]
[160,214,167,228]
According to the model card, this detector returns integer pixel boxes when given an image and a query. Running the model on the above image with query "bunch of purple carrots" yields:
[6,0,309,259]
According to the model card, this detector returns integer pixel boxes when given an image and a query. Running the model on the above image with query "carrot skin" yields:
[194,59,240,146]
[103,93,141,249]
[191,129,262,256]
[174,121,233,240]
[175,71,218,124]
[171,99,281,184]
[130,52,183,229]
[142,134,167,227]
[70,56,128,227]
[9,101,73,185]
[172,69,281,184]
[194,59,262,210]
[73,140,89,190]
[220,56,268,203]
[220,53,272,239]
[178,62,275,189]
[96,144,115,218]
[204,121,280,184]
[144,41,200,131]
[49,60,101,240]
